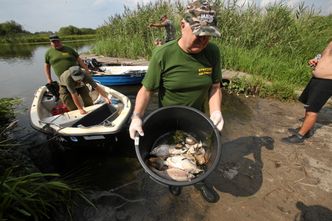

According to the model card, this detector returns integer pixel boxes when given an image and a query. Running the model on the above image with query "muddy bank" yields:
[51,92,331,221]
[8,95,332,221]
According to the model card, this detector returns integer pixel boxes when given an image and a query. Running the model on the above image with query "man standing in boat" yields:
[44,34,91,84]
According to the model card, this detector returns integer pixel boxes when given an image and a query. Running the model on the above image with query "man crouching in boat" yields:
[59,66,110,114]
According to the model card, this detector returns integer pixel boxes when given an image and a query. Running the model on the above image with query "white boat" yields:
[29,83,132,144]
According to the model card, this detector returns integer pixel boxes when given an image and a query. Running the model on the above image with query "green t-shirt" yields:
[142,41,222,111]
[59,70,97,94]
[44,46,79,77]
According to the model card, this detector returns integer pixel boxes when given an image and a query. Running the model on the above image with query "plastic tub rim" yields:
[134,105,222,187]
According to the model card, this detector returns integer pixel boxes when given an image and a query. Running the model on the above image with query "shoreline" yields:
[81,54,332,105]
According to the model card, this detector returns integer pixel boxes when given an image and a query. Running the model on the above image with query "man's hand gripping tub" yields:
[129,114,144,140]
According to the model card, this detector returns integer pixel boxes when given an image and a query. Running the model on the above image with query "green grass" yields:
[0,98,21,131]
[0,168,93,221]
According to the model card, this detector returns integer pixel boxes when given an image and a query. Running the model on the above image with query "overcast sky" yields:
[0,0,331,33]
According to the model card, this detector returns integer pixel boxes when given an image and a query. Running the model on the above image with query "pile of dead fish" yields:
[147,133,209,182]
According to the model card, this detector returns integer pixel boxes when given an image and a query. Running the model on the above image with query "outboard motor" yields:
[84,58,102,71]
[45,81,60,101]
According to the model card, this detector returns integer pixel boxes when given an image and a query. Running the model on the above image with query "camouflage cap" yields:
[184,0,221,37]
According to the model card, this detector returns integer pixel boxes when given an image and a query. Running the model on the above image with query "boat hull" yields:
[92,74,144,86]
[29,83,132,144]
[92,65,148,86]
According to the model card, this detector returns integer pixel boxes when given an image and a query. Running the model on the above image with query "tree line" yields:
[0,20,96,36]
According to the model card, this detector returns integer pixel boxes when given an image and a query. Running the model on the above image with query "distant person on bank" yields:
[149,14,176,44]
[282,41,332,144]
[59,66,110,114]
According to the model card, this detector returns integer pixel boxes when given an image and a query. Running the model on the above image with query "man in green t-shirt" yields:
[130,0,224,203]
[44,34,91,84]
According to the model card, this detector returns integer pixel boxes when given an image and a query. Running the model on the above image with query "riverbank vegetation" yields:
[0,20,96,44]
[0,98,93,220]
[93,0,332,100]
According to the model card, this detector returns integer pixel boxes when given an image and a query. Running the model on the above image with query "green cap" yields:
[184,0,221,37]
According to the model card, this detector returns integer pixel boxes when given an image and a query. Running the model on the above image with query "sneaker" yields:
[194,182,219,203]
[169,186,182,196]
[281,133,305,144]
[288,127,314,138]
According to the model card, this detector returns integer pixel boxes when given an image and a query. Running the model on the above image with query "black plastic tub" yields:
[135,105,222,187]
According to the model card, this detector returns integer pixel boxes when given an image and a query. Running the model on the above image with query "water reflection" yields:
[0,44,38,60]
[0,40,94,61]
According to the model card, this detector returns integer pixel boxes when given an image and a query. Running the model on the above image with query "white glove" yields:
[210,110,224,132]
[129,117,144,140]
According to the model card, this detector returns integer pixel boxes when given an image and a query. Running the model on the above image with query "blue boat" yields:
[92,65,148,86]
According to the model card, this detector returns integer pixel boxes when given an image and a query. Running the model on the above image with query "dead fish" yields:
[150,144,170,156]
[165,155,203,174]
[194,154,206,165]
[186,143,198,154]
[182,153,196,162]
[169,146,188,155]
[185,135,197,145]
[147,157,167,170]
[151,167,195,182]
[150,144,188,157]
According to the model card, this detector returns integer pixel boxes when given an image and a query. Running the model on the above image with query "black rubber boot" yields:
[194,182,219,203]
[169,186,182,196]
